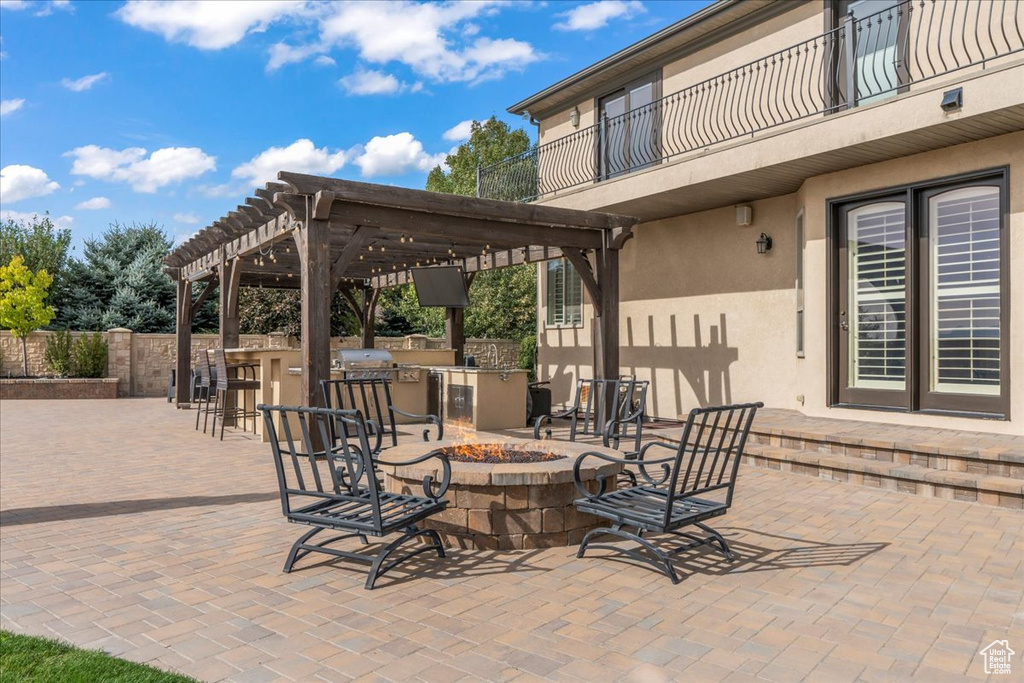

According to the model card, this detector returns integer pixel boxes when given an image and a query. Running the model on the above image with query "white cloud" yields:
[0,98,25,116]
[35,0,73,16]
[266,41,323,72]
[231,138,350,188]
[313,55,336,67]
[0,1,32,10]
[173,212,201,224]
[554,1,644,31]
[318,2,540,83]
[353,132,446,177]
[338,68,421,96]
[117,0,307,50]
[442,119,474,142]
[65,144,216,192]
[0,165,60,203]
[74,196,110,210]
[1,210,74,229]
[61,72,108,92]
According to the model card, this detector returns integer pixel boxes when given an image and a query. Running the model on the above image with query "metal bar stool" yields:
[210,349,260,440]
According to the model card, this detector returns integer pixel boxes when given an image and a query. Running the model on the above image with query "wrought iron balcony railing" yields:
[478,0,1023,203]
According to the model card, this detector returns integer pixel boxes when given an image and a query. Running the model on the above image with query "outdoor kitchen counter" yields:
[286,366,431,424]
[430,367,528,431]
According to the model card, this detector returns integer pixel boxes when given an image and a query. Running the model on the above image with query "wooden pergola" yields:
[164,172,638,408]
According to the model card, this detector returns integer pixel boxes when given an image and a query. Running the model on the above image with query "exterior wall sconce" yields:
[940,87,963,112]
[756,233,773,254]
[736,205,753,225]
[570,106,580,128]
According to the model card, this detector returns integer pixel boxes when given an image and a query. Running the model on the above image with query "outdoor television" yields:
[411,266,470,308]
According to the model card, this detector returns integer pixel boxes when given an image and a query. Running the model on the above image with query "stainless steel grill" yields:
[336,349,394,380]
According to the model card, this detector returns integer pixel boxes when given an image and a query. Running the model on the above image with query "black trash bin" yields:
[527,382,552,424]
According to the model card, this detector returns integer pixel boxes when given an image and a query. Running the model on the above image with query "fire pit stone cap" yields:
[379,437,622,487]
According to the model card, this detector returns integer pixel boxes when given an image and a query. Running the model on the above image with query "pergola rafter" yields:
[165,171,637,408]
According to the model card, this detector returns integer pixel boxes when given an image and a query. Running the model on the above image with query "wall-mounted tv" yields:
[411,266,470,308]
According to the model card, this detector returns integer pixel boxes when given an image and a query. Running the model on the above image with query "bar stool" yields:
[210,349,260,440]
[194,350,218,433]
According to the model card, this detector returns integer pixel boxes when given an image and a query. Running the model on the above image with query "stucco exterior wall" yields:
[538,133,1023,434]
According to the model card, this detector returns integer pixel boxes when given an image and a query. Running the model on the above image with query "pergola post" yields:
[360,287,378,349]
[174,276,192,406]
[446,307,466,365]
[594,244,620,381]
[219,250,241,349]
[298,218,332,407]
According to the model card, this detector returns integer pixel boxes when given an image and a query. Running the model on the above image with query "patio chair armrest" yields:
[533,407,577,440]
[376,449,451,500]
[363,418,385,456]
[571,450,674,499]
[601,407,645,449]
[391,406,444,442]
[633,441,677,486]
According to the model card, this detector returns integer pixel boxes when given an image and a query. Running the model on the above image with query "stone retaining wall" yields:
[0,378,119,400]
[1,330,519,398]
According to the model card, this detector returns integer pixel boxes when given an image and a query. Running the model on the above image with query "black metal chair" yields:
[534,378,649,456]
[571,402,762,584]
[321,377,442,456]
[210,349,260,440]
[259,404,450,590]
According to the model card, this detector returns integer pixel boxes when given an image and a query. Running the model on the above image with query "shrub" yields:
[44,329,73,377]
[72,333,108,378]
[518,335,537,382]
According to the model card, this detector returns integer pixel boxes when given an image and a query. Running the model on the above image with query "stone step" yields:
[743,443,1024,509]
[746,428,1024,480]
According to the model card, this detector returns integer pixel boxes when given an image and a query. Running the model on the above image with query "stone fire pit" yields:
[379,437,622,550]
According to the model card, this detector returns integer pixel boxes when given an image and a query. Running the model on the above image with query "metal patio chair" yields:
[321,377,442,457]
[571,402,762,583]
[534,377,649,456]
[259,404,450,590]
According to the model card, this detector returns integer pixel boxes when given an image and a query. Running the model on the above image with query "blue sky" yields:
[0,0,712,251]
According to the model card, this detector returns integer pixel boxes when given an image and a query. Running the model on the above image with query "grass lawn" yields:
[0,631,199,682]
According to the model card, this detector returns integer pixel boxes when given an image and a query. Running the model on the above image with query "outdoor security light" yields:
[940,87,963,112]
[570,106,580,128]
[756,233,773,254]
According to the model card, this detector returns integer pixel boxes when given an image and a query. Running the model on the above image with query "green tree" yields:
[374,115,540,343]
[0,213,73,322]
[0,255,55,376]
[426,116,532,196]
[62,222,177,333]
[238,288,360,338]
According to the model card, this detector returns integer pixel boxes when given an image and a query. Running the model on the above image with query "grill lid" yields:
[337,349,394,368]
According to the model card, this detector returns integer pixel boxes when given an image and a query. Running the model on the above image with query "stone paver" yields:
[1,399,1022,682]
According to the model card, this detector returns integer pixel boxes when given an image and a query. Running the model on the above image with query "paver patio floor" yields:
[1,399,1021,682]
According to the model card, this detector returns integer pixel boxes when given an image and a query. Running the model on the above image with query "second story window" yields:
[598,72,661,180]
[546,259,583,326]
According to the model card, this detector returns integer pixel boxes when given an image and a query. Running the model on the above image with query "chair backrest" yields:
[663,402,762,525]
[321,378,397,448]
[570,378,648,439]
[260,404,384,531]
[197,350,213,388]
[213,349,230,390]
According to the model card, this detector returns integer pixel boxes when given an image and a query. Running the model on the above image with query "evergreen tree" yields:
[63,222,176,332]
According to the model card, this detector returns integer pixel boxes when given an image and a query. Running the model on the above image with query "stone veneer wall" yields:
[0,330,519,398]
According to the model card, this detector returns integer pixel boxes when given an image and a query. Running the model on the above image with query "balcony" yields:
[478,0,1024,204]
